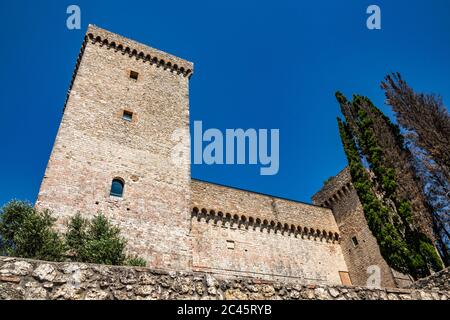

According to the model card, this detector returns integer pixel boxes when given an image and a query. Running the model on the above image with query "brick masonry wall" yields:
[0,257,448,300]
[312,168,409,288]
[36,25,354,283]
[35,25,193,271]
[192,180,340,233]
[37,25,407,286]
[191,180,348,284]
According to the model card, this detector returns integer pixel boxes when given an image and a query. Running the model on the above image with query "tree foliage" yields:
[65,213,127,265]
[381,73,450,180]
[0,201,146,267]
[338,93,434,239]
[125,255,147,267]
[382,73,450,264]
[0,200,65,261]
[336,92,443,278]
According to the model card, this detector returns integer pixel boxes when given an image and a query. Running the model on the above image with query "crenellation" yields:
[36,24,193,273]
[62,34,89,113]
[313,168,354,208]
[312,167,413,288]
[35,25,423,289]
[191,179,340,234]
[86,25,193,77]
[191,207,340,243]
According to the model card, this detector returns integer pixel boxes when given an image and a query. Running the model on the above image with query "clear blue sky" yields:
[0,0,449,207]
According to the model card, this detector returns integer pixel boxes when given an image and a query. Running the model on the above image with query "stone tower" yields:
[36,25,193,271]
[312,168,413,288]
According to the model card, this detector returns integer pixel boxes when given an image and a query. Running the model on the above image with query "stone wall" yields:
[312,168,410,288]
[0,257,448,300]
[192,180,340,233]
[190,215,348,284]
[409,268,450,291]
[35,25,354,285]
[35,25,193,271]
[191,180,348,284]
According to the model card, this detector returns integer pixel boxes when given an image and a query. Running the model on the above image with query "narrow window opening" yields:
[110,178,124,198]
[122,110,133,122]
[351,236,359,247]
[129,70,139,80]
[226,240,235,250]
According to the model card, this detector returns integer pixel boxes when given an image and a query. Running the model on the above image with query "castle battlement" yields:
[86,25,193,77]
[191,207,340,243]
[191,179,341,236]
[312,167,353,208]
[63,25,193,114]
[312,167,413,288]
[36,25,410,288]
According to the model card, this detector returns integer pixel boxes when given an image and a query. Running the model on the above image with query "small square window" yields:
[122,110,133,121]
[351,236,359,247]
[129,70,139,80]
[226,240,235,250]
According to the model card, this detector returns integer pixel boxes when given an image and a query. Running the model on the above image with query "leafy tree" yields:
[65,213,89,259]
[336,92,443,278]
[0,200,34,254]
[381,73,450,181]
[0,201,146,267]
[338,118,412,274]
[0,200,65,261]
[65,213,145,266]
[65,213,126,265]
[337,93,435,239]
[382,73,450,265]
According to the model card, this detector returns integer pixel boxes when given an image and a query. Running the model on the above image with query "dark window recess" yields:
[122,110,133,121]
[351,236,359,247]
[110,178,124,197]
[226,240,235,250]
[130,70,139,80]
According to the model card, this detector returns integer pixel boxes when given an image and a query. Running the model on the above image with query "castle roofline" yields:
[191,177,331,211]
[86,25,194,77]
[311,167,353,207]
[62,25,194,113]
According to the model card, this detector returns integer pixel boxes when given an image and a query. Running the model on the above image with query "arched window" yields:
[110,178,124,197]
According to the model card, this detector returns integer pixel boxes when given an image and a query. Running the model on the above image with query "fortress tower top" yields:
[86,25,194,77]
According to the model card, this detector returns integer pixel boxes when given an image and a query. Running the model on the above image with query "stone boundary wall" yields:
[408,267,449,291]
[0,257,448,300]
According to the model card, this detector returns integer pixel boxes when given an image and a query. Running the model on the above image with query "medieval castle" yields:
[35,25,412,289]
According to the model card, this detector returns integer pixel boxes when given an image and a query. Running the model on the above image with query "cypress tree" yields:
[336,93,443,278]
[382,73,450,265]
